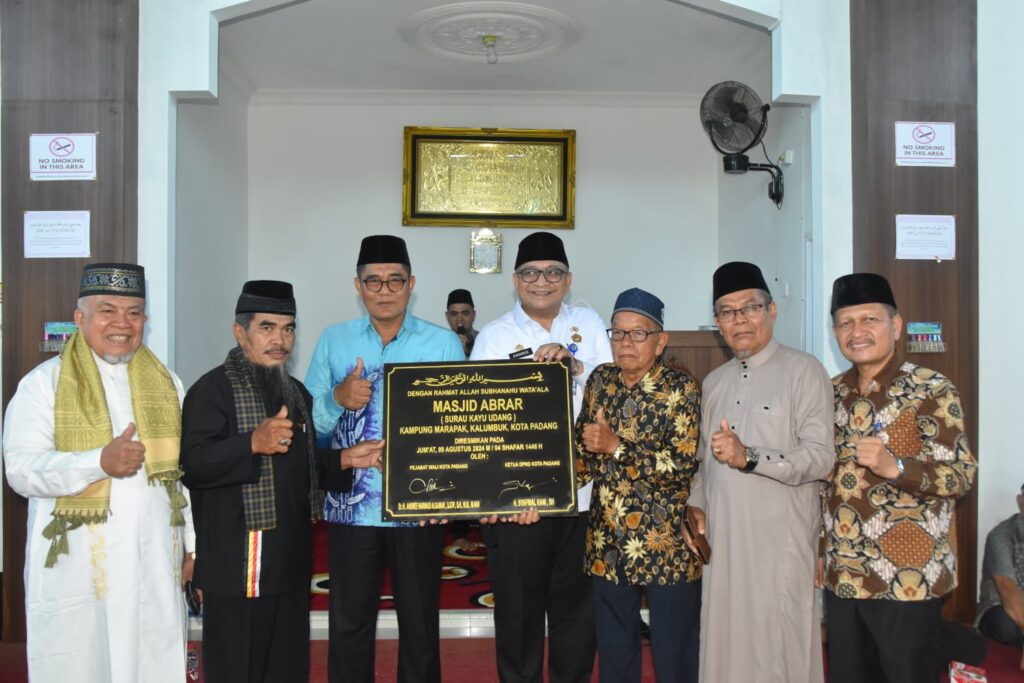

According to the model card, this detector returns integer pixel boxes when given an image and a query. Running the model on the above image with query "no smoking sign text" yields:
[894,121,955,167]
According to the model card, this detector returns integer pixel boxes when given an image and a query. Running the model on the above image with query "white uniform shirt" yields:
[3,352,194,683]
[470,301,613,511]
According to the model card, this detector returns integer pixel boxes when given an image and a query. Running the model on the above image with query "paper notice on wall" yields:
[894,122,955,167]
[30,133,97,180]
[24,210,91,258]
[895,214,955,261]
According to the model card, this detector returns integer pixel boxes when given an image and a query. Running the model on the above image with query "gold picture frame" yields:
[403,126,575,228]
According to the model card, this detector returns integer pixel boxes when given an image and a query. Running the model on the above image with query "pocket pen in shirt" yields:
[874,418,895,455]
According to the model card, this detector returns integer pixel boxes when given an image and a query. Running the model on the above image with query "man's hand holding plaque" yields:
[533,342,582,376]
[479,508,541,526]
[341,439,384,471]
[381,359,579,521]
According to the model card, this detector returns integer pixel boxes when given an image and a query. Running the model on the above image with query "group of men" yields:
[2,230,978,683]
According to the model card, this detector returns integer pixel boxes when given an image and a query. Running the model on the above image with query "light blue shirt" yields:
[305,313,464,527]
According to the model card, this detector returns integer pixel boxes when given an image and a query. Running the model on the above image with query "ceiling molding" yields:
[401,2,580,64]
[249,89,705,108]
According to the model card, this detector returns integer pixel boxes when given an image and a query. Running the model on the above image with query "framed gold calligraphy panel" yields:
[402,127,575,228]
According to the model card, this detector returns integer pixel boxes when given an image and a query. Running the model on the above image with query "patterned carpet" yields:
[308,521,493,611]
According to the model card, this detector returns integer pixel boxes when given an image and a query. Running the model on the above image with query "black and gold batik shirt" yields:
[575,360,702,586]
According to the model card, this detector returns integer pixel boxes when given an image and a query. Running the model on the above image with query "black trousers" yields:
[592,577,701,683]
[327,524,445,683]
[825,589,943,683]
[979,604,1024,647]
[201,589,309,683]
[482,513,596,683]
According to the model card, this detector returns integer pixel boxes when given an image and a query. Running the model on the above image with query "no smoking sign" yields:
[895,121,955,167]
[30,133,97,181]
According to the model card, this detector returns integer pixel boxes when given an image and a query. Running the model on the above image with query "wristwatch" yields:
[740,447,760,473]
[892,457,906,481]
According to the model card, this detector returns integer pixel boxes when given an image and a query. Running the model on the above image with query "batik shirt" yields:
[977,513,1024,625]
[576,360,702,586]
[822,358,977,600]
[305,314,464,527]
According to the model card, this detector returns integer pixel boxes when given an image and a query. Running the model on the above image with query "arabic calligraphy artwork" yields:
[402,127,576,228]
[381,359,578,520]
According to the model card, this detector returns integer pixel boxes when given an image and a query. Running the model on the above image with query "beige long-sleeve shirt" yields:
[688,338,835,683]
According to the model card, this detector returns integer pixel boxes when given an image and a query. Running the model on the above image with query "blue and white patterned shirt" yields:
[305,314,464,527]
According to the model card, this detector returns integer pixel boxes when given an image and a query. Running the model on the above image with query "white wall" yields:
[716,103,810,350]
[174,67,251,388]
[245,93,729,376]
[139,0,851,374]
[977,1,1024,576]
[771,0,852,372]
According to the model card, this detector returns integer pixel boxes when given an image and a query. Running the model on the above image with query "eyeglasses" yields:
[714,303,766,323]
[361,277,408,293]
[606,328,659,342]
[515,267,568,283]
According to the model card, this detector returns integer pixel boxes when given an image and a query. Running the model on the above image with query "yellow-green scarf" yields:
[43,331,185,567]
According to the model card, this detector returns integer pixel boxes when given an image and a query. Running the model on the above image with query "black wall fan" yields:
[700,81,784,207]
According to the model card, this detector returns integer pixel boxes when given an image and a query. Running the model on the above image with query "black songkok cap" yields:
[357,235,410,267]
[447,289,474,308]
[830,273,897,315]
[712,261,769,302]
[235,280,296,316]
[79,263,146,299]
[515,232,569,269]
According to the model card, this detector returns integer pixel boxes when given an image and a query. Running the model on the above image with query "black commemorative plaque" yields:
[381,359,578,521]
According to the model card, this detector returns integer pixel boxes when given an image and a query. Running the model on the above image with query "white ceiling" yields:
[219,0,773,96]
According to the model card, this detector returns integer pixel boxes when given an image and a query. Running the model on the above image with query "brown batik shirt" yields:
[822,356,977,601]
[575,360,702,586]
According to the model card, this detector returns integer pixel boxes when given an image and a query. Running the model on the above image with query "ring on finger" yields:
[713,446,722,455]
[279,438,290,446]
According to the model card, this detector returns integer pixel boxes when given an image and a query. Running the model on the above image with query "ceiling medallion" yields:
[401,2,579,64]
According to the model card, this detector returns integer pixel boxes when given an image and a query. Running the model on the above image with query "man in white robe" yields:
[686,261,834,683]
[3,263,195,682]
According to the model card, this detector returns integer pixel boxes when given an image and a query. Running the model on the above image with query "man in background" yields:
[977,484,1024,670]
[445,288,478,357]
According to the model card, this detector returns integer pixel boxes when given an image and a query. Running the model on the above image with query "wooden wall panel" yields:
[1,0,138,642]
[663,331,732,385]
[850,0,978,622]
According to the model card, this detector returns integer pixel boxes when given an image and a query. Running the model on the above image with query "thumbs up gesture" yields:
[582,407,621,455]
[710,417,745,467]
[100,422,147,477]
[333,357,373,411]
[251,405,294,456]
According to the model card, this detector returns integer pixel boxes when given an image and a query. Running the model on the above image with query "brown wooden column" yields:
[850,0,978,622]
[1,0,138,641]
